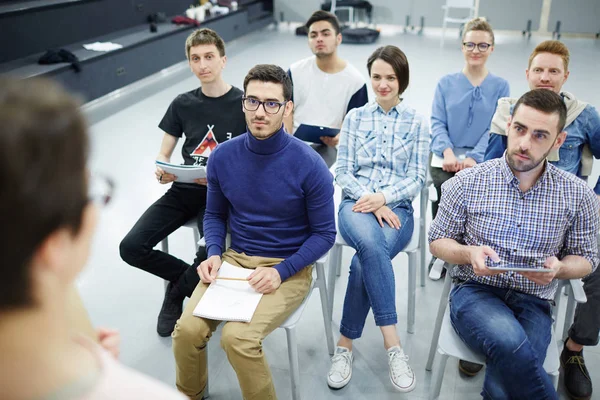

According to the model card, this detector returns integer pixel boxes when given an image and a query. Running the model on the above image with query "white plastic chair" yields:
[326,183,429,334]
[440,0,478,47]
[425,262,587,400]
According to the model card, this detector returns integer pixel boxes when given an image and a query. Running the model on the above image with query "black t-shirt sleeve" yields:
[158,96,184,137]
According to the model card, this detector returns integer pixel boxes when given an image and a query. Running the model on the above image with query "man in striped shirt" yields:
[429,89,599,399]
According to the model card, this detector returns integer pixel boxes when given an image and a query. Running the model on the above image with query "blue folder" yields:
[294,124,340,145]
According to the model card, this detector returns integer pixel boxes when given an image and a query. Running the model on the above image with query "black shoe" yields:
[561,342,592,400]
[157,282,184,337]
[458,360,484,377]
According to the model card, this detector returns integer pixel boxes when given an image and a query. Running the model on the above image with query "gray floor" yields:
[78,24,600,400]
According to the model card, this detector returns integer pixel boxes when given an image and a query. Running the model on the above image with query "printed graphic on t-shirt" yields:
[191,125,219,166]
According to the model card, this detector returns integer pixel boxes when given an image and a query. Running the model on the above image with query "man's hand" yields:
[198,255,222,283]
[320,133,340,147]
[460,157,477,170]
[373,206,401,229]
[155,166,177,184]
[520,256,562,286]
[442,149,459,172]
[468,245,502,276]
[97,327,120,359]
[194,177,208,186]
[248,267,281,294]
[353,193,386,213]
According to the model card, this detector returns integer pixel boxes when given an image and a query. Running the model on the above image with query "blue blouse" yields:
[430,72,509,163]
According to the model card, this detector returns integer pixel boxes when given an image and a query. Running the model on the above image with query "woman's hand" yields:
[373,206,401,229]
[352,193,386,213]
[442,149,459,172]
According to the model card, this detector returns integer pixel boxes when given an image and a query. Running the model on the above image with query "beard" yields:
[246,114,284,140]
[506,146,554,173]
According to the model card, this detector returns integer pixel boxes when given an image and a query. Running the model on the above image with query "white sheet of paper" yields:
[193,261,263,322]
[430,149,468,168]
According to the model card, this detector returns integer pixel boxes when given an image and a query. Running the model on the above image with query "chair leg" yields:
[335,247,342,277]
[327,244,341,318]
[426,267,452,371]
[286,327,301,400]
[440,8,448,47]
[429,351,449,400]
[407,251,417,334]
[316,261,335,355]
[420,186,429,288]
[551,371,559,390]
[193,227,201,247]
[563,284,576,339]
[160,237,169,253]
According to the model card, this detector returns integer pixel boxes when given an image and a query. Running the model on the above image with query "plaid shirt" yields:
[428,156,600,300]
[335,101,429,206]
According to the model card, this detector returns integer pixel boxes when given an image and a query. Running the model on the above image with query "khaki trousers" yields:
[172,249,312,400]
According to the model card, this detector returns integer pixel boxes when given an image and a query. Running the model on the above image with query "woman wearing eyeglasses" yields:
[328,46,428,393]
[430,18,509,220]
[428,18,509,282]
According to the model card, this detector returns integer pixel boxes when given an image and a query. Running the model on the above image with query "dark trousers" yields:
[569,235,600,346]
[119,183,207,297]
[429,156,455,220]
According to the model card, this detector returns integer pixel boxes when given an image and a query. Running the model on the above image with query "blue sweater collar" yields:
[245,126,290,155]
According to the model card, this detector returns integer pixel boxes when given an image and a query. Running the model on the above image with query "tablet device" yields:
[487,266,553,273]
[294,124,339,145]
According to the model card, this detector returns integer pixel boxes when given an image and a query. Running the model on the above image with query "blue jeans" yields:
[449,281,557,400]
[338,199,414,339]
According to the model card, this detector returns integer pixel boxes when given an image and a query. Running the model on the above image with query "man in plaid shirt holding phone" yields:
[429,89,599,399]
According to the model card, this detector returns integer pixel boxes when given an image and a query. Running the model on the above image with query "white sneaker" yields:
[327,346,353,389]
[387,346,416,392]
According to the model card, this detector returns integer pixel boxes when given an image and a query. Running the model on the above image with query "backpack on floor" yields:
[341,27,380,44]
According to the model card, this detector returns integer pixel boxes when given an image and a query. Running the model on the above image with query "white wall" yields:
[275,0,600,34]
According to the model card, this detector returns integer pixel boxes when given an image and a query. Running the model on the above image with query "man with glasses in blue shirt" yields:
[172,64,336,400]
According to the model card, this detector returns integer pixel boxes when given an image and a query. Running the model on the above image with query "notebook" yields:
[294,124,339,145]
[193,261,263,322]
[155,160,206,183]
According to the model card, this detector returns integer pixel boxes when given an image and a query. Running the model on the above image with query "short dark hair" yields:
[185,28,226,59]
[0,77,89,311]
[243,64,293,102]
[512,89,567,134]
[367,45,410,96]
[306,10,341,35]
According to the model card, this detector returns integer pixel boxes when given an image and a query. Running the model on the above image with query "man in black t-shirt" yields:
[119,29,246,337]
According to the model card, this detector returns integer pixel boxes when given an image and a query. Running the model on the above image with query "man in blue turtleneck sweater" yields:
[172,64,336,400]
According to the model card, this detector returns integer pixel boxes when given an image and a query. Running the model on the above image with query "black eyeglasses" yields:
[463,42,492,52]
[242,97,287,114]
[88,173,114,207]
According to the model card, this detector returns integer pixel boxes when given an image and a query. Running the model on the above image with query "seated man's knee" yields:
[119,233,149,265]
[220,323,260,355]
[172,314,212,348]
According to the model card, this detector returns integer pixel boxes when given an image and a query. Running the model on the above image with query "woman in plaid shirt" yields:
[326,45,429,393]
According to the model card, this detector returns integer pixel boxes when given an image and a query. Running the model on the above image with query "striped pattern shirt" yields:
[428,156,599,300]
[335,101,429,206]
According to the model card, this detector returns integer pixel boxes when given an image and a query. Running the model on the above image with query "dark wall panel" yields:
[0,0,191,62]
